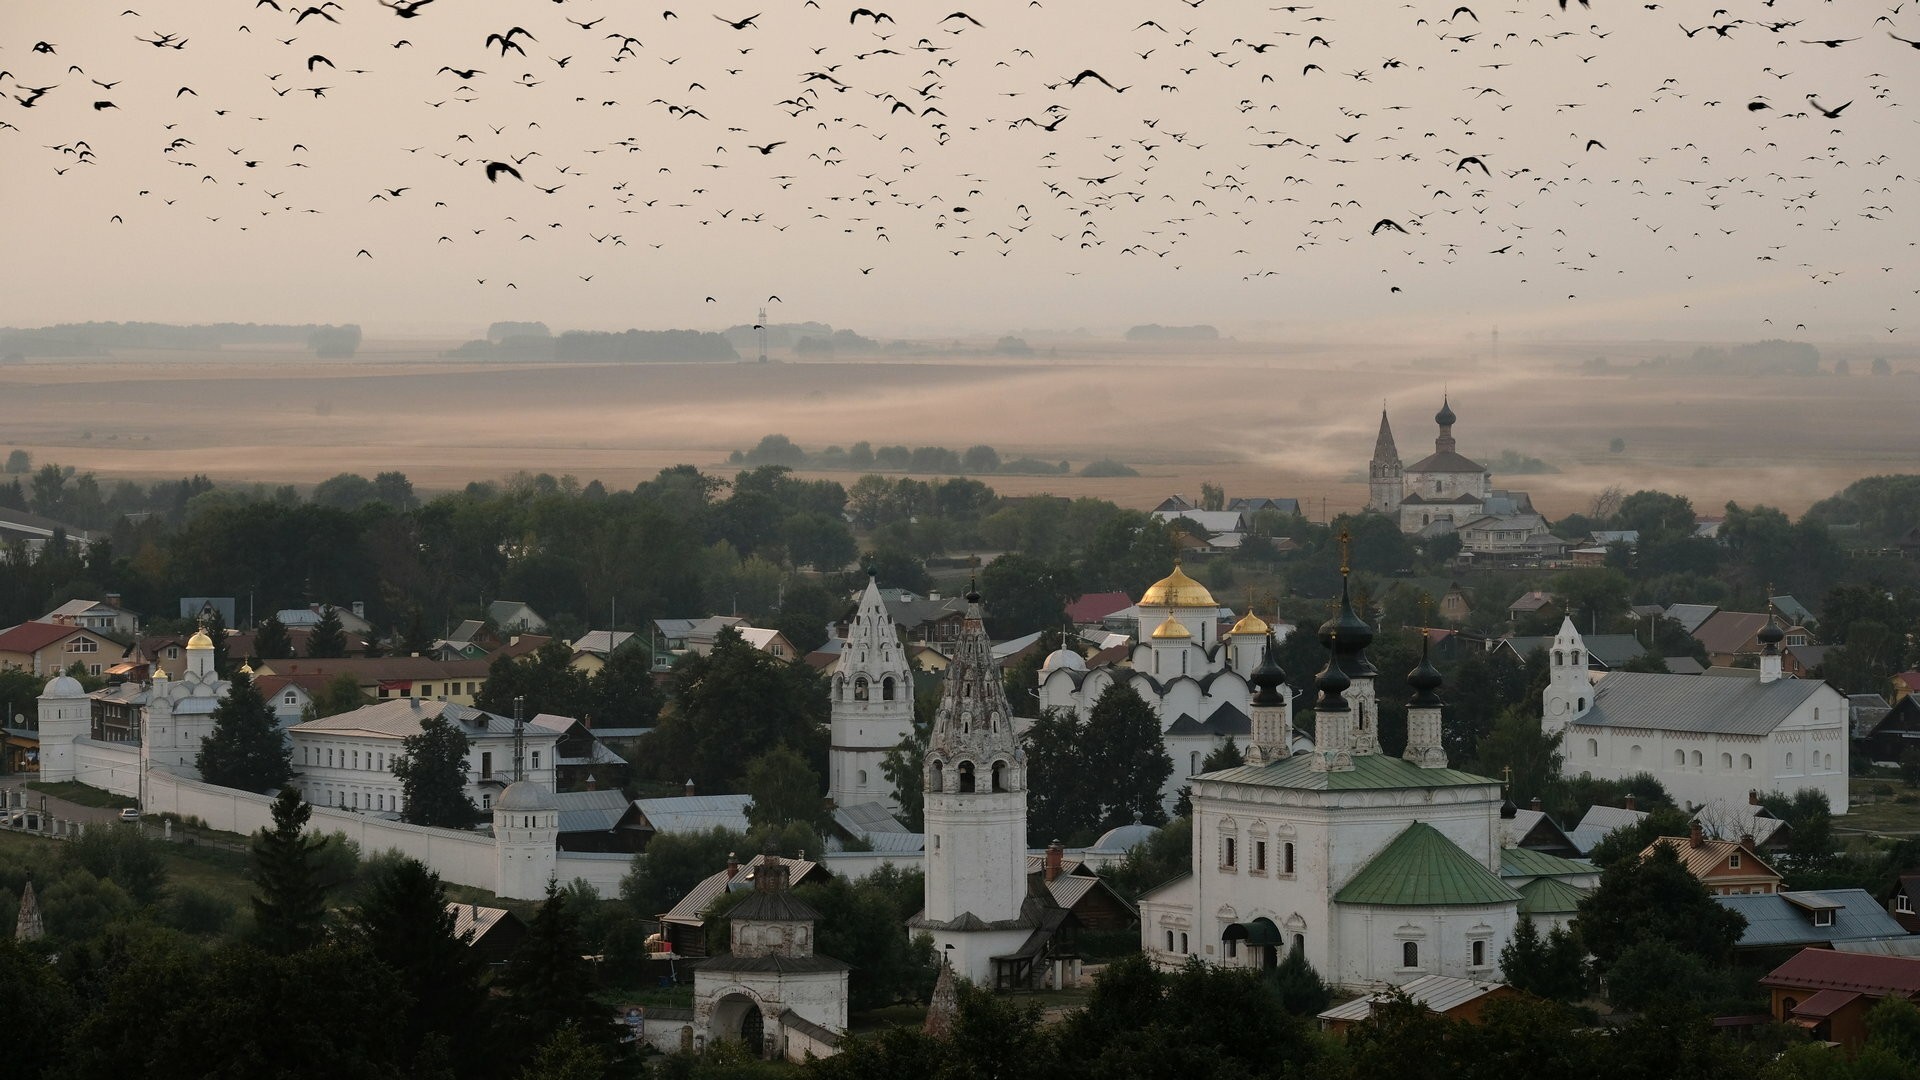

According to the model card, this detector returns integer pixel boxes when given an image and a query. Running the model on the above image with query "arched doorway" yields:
[710,993,766,1057]
[1222,917,1282,970]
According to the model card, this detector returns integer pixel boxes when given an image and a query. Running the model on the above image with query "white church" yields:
[1136,569,1593,990]
[827,573,916,815]
[1368,398,1535,536]
[1036,564,1309,809]
[1543,616,1850,813]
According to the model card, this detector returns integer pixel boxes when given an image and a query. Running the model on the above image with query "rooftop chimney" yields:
[684,778,696,797]
[1740,832,1755,851]
[1749,789,1761,806]
[585,774,598,791]
[1529,796,1543,812]
[1624,793,1637,812]
[352,601,366,621]
[1045,840,1064,883]
[1688,820,1705,848]
[725,852,739,880]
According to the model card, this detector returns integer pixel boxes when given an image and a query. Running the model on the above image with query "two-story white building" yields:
[1544,617,1850,813]
[289,698,560,816]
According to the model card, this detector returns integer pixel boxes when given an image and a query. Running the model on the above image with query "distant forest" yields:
[446,328,738,362]
[0,322,357,357]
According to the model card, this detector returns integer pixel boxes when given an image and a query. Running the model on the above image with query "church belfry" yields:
[829,571,915,812]
[1367,407,1403,514]
[913,585,1034,987]
[1402,631,1449,768]
[1318,537,1381,757]
[1434,396,1459,456]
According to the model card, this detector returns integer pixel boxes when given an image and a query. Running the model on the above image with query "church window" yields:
[1691,751,1702,767]
[1190,751,1200,775]
[1222,836,1237,870]
[1283,842,1296,875]
[991,761,1007,793]
[1586,738,1598,758]
[1722,753,1733,769]
[1823,753,1833,771]
[857,770,868,786]
[1555,651,1564,666]
[958,761,976,793]
[1742,753,1753,770]
[929,760,944,792]
[1578,697,1586,711]
[1630,745,1642,764]
[1786,752,1795,771]
[1433,481,1442,494]
[854,677,869,702]
[1180,933,1189,954]
[1293,934,1305,955]
[1572,651,1582,666]
[1471,939,1487,968]
[835,675,844,700]
[1254,841,1267,873]
[1166,930,1175,952]
[882,676,896,701]
[1402,942,1419,969]
[1674,750,1685,767]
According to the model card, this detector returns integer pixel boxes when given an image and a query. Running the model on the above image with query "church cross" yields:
[1336,528,1352,576]
[1500,765,1512,794]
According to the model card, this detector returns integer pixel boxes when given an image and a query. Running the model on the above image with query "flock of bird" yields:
[2,1,1916,332]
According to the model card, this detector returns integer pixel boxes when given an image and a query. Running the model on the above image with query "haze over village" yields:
[4,2,1920,1079]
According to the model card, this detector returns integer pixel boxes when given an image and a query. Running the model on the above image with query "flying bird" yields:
[483,161,522,182]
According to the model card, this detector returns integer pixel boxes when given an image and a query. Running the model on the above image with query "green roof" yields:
[1334,823,1523,907]
[1499,847,1597,880]
[1517,876,1589,916]
[1201,753,1499,793]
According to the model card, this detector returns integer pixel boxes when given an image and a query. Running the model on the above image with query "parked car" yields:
[118,807,141,823]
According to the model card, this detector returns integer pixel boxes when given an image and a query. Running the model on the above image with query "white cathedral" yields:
[1367,398,1526,534]
[1135,570,1593,991]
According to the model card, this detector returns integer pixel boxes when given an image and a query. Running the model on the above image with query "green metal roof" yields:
[1334,823,1523,907]
[1499,847,1597,880]
[1517,876,1589,916]
[1200,753,1499,793]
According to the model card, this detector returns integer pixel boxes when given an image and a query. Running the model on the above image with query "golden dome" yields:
[1150,614,1192,640]
[238,661,255,676]
[1228,610,1270,637]
[186,630,214,651]
[1139,564,1217,609]
[152,667,169,681]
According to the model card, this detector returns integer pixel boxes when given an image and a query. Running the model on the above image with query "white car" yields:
[118,807,141,823]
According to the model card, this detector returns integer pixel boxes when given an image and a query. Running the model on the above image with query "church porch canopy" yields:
[1221,916,1284,947]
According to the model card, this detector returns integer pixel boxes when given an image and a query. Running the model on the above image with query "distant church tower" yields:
[1366,408,1403,514]
[910,586,1034,988]
[830,572,915,812]
[1541,617,1593,739]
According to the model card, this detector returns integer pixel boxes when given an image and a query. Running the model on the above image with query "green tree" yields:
[392,715,477,827]
[1499,914,1588,1002]
[348,856,491,1075]
[67,821,171,907]
[620,825,743,917]
[585,643,663,730]
[1268,946,1333,1017]
[744,744,825,829]
[880,726,927,832]
[203,604,233,677]
[979,552,1073,639]
[649,627,829,790]
[251,785,331,954]
[476,638,591,720]
[3,448,29,474]
[517,1026,609,1080]
[1584,805,1691,870]
[962,444,1001,474]
[1472,705,1562,807]
[499,881,614,1062]
[313,671,372,718]
[1575,840,1746,974]
[1026,686,1172,845]
[196,669,294,792]
[306,605,349,658]
[253,613,295,661]
[782,510,858,571]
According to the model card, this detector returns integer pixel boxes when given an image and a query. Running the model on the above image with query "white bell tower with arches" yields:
[1541,617,1593,739]
[829,572,916,812]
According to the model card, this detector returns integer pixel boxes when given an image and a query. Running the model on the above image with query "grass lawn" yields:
[849,1003,928,1034]
[1840,777,1920,836]
[26,780,137,810]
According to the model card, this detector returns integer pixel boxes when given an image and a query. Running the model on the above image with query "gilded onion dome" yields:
[1150,614,1193,640]
[1139,564,1217,609]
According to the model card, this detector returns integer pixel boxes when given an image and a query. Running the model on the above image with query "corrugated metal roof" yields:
[1643,835,1782,882]
[445,902,518,941]
[292,698,558,742]
[553,789,630,834]
[660,854,823,925]
[1317,975,1508,1023]
[1664,604,1719,635]
[1576,670,1828,737]
[1500,847,1596,880]
[1335,823,1522,907]
[1763,949,1920,996]
[634,793,753,835]
[1203,753,1499,793]
[1717,890,1909,949]
[833,801,910,836]
[1834,938,1920,958]
[1517,876,1588,915]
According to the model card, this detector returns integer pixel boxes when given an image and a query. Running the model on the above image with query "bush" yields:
[1079,459,1139,478]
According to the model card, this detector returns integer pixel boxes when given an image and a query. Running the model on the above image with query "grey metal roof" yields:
[1717,889,1909,949]
[832,801,910,837]
[1574,670,1829,737]
[1318,975,1508,1023]
[1664,604,1720,635]
[1567,804,1647,855]
[634,793,753,835]
[292,698,560,743]
[1502,634,1646,669]
[553,789,631,834]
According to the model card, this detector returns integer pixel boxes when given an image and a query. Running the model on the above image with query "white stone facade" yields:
[828,576,915,812]
[290,699,559,815]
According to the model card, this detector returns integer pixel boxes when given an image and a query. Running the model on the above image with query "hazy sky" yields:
[2,1,1914,340]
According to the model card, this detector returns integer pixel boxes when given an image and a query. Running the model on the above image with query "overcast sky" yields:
[2,1,1914,341]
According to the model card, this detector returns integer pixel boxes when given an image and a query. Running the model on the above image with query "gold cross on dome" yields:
[1500,765,1513,794]
[1337,527,1352,576]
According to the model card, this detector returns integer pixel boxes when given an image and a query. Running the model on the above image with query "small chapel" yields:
[1136,564,1559,991]
[1368,398,1529,535]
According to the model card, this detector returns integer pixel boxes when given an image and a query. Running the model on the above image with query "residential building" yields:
[1457,514,1561,559]
[1543,618,1850,813]
[1642,823,1783,896]
[289,698,562,814]
[1865,696,1920,764]
[1760,948,1920,1051]
[0,621,136,679]
[43,597,139,637]
[251,655,492,706]
[1318,976,1521,1036]
[1891,872,1920,934]
[569,630,639,674]
[1693,609,1813,668]
[275,603,375,635]
[1506,591,1556,622]
[487,600,548,635]
[448,902,528,967]
[650,617,797,672]
[1718,889,1909,952]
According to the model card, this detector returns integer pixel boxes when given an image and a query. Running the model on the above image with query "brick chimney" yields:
[1688,820,1705,848]
[1045,840,1064,883]
[725,852,739,880]
[1740,832,1755,851]
[1529,796,1543,812]
[1624,793,1637,812]
[684,778,696,797]
[1749,789,1761,806]
[585,774,598,791]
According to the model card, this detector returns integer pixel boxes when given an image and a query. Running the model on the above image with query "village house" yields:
[1642,823,1783,896]
[1761,948,1920,1051]
[0,620,138,679]
[251,655,494,706]
[1717,889,1909,954]
[42,597,140,637]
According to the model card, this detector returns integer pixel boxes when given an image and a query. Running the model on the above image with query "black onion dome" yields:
[1435,396,1457,426]
[1249,634,1287,706]
[1314,647,1351,711]
[1757,617,1784,646]
[1317,576,1375,654]
[1407,637,1444,708]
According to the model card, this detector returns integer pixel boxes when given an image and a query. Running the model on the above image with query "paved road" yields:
[0,785,124,827]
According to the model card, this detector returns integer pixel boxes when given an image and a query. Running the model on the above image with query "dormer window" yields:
[1897,892,1913,915]
[1813,909,1834,928]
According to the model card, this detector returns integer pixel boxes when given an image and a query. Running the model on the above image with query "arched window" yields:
[1824,753,1833,771]
[1577,697,1586,711]
[1190,751,1200,774]
[991,760,1007,793]
[1283,842,1296,875]
[958,761,976,793]
[882,676,896,701]
[856,769,868,786]
[1691,750,1703,767]
[1572,650,1582,666]
[1471,939,1486,967]
[929,760,944,793]
[1721,753,1733,769]
[1674,750,1685,766]
[1167,930,1175,952]
[1630,744,1642,764]
[1554,651,1563,666]
[1403,941,1419,968]
[1742,753,1752,770]
[854,677,869,702]
[1586,738,1599,758]
[1293,934,1305,955]
[834,675,845,700]
[1786,752,1795,771]
[1180,933,1189,954]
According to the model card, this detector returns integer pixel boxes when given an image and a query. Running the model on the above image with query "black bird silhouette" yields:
[1067,69,1127,91]
[747,142,785,154]
[437,66,483,78]
[849,8,894,24]
[486,27,535,56]
[293,6,338,24]
[714,12,760,29]
[306,54,332,70]
[1807,96,1851,119]
[1799,38,1855,48]
[483,161,522,182]
[1371,218,1408,234]
[1456,155,1490,174]
[379,0,434,16]
[942,11,982,25]
[1891,32,1920,50]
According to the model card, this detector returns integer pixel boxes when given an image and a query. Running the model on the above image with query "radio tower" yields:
[756,306,769,363]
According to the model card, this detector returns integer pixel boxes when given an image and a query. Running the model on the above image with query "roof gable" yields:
[1577,669,1832,737]
[1335,822,1522,907]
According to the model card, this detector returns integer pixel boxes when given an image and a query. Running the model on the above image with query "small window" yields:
[991,760,1007,793]
[1587,738,1598,758]
[1691,750,1702,767]
[1180,933,1189,954]
[481,794,491,810]
[1254,840,1267,873]
[531,750,540,770]
[857,769,868,786]
[1813,909,1834,928]
[957,761,975,793]
[1402,941,1419,968]
[1190,751,1200,775]
[1166,930,1175,952]
[1730,853,1741,869]
[1786,752,1795,770]
[854,677,869,702]
[1223,837,1237,869]
[1283,842,1296,875]
[1721,753,1733,769]
[1897,892,1912,915]
[882,676,896,701]
[1674,750,1685,767]
[1471,939,1486,967]
[1742,753,1753,770]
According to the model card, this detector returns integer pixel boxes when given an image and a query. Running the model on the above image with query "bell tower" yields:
[829,571,916,811]
[1541,617,1592,738]
[1367,407,1403,514]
